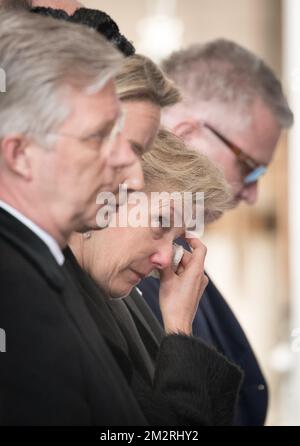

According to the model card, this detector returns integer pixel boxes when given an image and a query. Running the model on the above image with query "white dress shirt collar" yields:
[0,200,65,266]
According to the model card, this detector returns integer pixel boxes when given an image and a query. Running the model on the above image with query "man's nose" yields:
[119,161,145,192]
[241,181,259,205]
[108,132,138,169]
[149,242,173,270]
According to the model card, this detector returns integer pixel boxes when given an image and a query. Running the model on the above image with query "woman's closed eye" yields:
[130,140,144,157]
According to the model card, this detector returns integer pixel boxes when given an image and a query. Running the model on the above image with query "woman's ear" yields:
[0,135,33,180]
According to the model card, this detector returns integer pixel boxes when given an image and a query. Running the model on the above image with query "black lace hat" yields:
[31,6,135,57]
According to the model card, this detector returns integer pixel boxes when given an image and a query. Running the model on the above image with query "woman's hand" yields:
[159,238,209,335]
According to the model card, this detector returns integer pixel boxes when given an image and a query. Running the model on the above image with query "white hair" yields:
[0,9,122,147]
[162,39,293,129]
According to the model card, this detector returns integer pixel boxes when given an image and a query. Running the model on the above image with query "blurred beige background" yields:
[83,0,298,425]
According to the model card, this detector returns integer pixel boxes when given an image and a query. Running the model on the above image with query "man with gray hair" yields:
[161,40,293,205]
[140,39,293,426]
[0,9,146,425]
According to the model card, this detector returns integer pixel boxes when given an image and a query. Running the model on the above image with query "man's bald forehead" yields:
[32,0,82,14]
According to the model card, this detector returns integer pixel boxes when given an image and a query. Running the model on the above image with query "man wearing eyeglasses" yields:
[139,39,293,426]
[0,10,146,425]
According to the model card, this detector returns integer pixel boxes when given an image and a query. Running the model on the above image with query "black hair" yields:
[72,8,135,57]
[31,6,70,21]
[31,6,135,57]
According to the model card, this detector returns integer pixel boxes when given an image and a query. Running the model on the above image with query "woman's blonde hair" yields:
[142,129,232,220]
[115,54,181,107]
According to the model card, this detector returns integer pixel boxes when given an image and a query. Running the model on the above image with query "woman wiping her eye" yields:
[70,129,243,426]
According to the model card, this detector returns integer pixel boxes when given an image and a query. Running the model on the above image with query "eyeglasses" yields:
[201,121,267,185]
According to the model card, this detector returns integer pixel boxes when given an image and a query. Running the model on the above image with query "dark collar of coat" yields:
[0,207,65,291]
[125,288,164,348]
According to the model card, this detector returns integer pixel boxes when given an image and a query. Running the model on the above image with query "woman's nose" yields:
[149,242,173,270]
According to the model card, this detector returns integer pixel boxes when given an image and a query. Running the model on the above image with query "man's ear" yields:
[0,135,33,180]
[172,119,200,138]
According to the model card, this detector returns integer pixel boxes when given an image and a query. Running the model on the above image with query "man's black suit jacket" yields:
[0,208,145,426]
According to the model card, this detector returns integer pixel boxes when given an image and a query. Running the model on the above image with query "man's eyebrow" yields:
[82,108,124,139]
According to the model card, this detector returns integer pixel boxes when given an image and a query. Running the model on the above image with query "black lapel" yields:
[108,298,155,383]
[125,288,163,348]
[0,208,64,291]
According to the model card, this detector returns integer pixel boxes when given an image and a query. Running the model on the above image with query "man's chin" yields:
[77,224,105,233]
[77,216,106,233]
